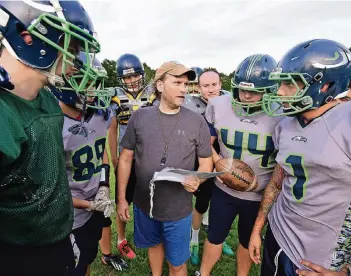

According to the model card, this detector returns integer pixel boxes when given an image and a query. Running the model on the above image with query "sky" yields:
[81,0,351,74]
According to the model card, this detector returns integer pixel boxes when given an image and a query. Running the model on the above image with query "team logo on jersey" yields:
[291,136,307,142]
[240,118,258,125]
[68,124,96,138]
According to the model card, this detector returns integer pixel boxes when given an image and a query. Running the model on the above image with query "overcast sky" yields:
[81,0,351,74]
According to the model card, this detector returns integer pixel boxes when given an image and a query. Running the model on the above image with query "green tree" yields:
[220,73,231,91]
[101,59,118,88]
[143,62,155,84]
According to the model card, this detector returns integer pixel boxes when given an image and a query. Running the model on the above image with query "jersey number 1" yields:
[285,154,308,202]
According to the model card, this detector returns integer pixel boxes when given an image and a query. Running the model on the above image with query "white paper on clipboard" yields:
[151,167,224,183]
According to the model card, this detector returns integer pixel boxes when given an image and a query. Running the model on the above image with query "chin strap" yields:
[36,54,65,87]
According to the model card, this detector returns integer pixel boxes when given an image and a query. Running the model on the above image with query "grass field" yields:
[90,147,261,276]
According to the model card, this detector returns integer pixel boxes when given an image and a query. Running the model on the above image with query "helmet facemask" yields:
[231,78,278,117]
[262,71,314,117]
[119,73,145,95]
[69,64,113,110]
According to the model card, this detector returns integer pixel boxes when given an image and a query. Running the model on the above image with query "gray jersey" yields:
[111,85,156,154]
[205,95,280,201]
[63,112,109,229]
[183,90,231,115]
[268,101,351,270]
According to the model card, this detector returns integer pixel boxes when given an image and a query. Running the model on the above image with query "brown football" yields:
[215,158,258,192]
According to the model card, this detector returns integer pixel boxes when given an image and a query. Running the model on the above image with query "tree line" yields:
[101,59,233,91]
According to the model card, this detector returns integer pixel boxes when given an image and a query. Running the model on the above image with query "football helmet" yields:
[116,53,145,94]
[0,0,100,93]
[231,54,278,116]
[188,66,203,95]
[52,52,113,110]
[262,39,351,116]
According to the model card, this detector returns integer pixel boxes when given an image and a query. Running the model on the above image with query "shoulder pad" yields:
[182,95,207,115]
[220,90,231,96]
[143,84,155,95]
[139,84,157,104]
[324,102,351,159]
[112,87,128,105]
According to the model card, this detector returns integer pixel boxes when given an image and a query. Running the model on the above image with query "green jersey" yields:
[0,88,73,246]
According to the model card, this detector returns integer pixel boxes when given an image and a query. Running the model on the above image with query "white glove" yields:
[87,199,111,213]
[89,186,114,218]
[95,186,110,202]
[103,203,114,218]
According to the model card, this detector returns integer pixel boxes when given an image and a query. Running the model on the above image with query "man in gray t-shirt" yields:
[117,61,213,276]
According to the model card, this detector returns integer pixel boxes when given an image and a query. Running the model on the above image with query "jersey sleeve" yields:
[120,109,138,151]
[324,102,351,159]
[196,116,212,158]
[272,120,283,151]
[204,99,217,137]
[0,106,27,167]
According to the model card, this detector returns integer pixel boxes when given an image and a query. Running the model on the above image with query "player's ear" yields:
[156,79,164,92]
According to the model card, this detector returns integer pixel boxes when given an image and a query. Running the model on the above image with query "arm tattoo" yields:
[252,164,284,233]
[261,164,284,216]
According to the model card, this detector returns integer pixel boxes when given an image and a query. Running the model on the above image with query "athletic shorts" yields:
[115,160,136,205]
[133,205,192,267]
[207,185,260,249]
[0,235,75,276]
[68,212,105,276]
[261,224,297,276]
[193,178,214,214]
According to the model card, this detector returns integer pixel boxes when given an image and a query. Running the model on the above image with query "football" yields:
[215,158,258,192]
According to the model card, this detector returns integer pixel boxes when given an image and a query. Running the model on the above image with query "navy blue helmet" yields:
[191,67,204,83]
[52,52,113,110]
[188,66,204,94]
[116,53,145,93]
[231,54,278,116]
[0,0,100,92]
[262,39,351,116]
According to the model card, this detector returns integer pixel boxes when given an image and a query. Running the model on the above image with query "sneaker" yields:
[101,254,128,271]
[222,241,234,256]
[117,239,136,259]
[190,242,200,265]
[194,271,201,276]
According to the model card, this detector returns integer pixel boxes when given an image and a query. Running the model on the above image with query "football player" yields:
[195,54,280,276]
[188,67,204,96]
[248,39,351,276]
[0,1,101,275]
[183,68,234,264]
[100,53,157,259]
[52,52,128,275]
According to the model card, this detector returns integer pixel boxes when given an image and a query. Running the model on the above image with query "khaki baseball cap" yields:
[154,61,196,82]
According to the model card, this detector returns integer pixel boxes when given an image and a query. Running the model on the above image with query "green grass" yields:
[90,146,261,275]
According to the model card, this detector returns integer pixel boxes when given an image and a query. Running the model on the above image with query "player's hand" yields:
[88,199,112,213]
[248,232,262,264]
[117,199,130,221]
[296,260,349,276]
[182,176,200,193]
[95,186,110,202]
